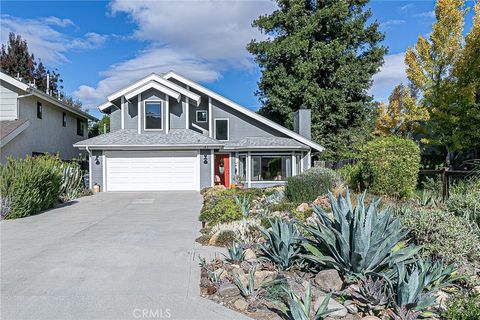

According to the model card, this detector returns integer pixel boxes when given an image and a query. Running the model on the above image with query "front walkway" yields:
[1,192,251,320]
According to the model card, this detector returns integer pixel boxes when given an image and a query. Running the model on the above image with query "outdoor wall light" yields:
[95,155,100,165]
[203,155,208,164]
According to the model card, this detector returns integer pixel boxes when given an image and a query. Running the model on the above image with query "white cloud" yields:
[400,3,415,12]
[370,52,407,102]
[74,0,277,109]
[0,14,107,65]
[414,10,435,19]
[380,19,406,28]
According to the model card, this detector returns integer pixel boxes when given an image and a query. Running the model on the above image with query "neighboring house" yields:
[74,71,324,192]
[0,71,97,163]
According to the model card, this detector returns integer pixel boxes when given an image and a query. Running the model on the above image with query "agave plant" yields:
[235,194,251,218]
[349,276,390,314]
[302,190,420,277]
[387,306,421,320]
[233,264,258,299]
[224,242,246,264]
[272,282,337,320]
[59,163,87,201]
[259,218,301,270]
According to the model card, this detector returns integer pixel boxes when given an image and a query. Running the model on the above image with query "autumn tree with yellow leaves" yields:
[404,0,480,165]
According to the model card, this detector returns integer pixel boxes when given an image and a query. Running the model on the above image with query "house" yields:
[74,71,323,191]
[0,71,97,163]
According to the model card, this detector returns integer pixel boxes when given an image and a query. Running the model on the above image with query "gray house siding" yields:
[1,95,87,162]
[200,149,212,189]
[0,81,18,120]
[110,108,121,131]
[188,88,209,132]
[90,150,104,190]
[169,96,186,129]
[124,97,138,130]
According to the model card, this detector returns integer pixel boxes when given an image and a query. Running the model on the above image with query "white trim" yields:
[0,71,29,90]
[143,100,163,131]
[246,151,251,188]
[165,94,169,134]
[102,154,106,192]
[214,118,229,141]
[196,110,208,123]
[89,154,93,190]
[104,73,201,107]
[292,152,296,176]
[307,150,311,169]
[249,154,294,183]
[0,120,30,148]
[210,149,214,187]
[137,93,141,134]
[300,152,304,173]
[121,96,125,129]
[191,123,209,135]
[185,85,190,129]
[208,96,213,137]
[163,71,323,152]
[124,80,181,102]
[74,144,223,150]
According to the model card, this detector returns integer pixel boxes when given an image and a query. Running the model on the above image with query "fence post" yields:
[442,167,449,200]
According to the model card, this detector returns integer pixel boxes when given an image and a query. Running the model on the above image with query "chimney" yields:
[293,108,311,140]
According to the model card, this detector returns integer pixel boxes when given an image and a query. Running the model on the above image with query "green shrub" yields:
[0,155,63,219]
[337,162,364,192]
[443,291,480,320]
[446,179,480,228]
[396,207,480,270]
[270,202,300,212]
[360,136,420,198]
[199,196,242,225]
[215,230,236,246]
[285,167,341,202]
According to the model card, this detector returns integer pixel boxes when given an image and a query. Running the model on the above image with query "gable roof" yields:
[98,73,201,111]
[163,71,324,152]
[0,71,98,121]
[0,119,30,148]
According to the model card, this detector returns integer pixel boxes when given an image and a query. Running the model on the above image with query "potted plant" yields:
[233,174,245,189]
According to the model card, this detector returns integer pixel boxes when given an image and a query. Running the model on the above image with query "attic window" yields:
[214,119,229,141]
[196,110,207,123]
[144,101,162,130]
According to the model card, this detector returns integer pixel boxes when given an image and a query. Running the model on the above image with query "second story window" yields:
[77,118,84,136]
[144,101,162,130]
[62,112,67,127]
[37,102,42,119]
[214,119,229,141]
[196,110,207,123]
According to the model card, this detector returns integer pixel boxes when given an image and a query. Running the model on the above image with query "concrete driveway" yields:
[1,192,251,320]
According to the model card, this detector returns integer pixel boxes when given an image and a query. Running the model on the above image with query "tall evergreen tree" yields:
[0,33,35,82]
[248,0,386,159]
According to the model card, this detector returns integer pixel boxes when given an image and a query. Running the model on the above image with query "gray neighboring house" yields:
[75,71,323,192]
[0,71,97,163]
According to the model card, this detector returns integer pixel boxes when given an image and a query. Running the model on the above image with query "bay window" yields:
[251,155,292,181]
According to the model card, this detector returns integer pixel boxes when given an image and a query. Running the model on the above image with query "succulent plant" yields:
[259,218,301,270]
[235,194,251,218]
[224,242,246,264]
[349,276,390,313]
[387,306,421,320]
[233,264,258,299]
[271,282,338,320]
[302,190,420,277]
[59,162,87,201]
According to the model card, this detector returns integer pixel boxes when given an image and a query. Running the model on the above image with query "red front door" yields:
[214,154,230,188]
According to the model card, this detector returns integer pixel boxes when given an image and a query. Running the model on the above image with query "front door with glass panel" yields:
[214,154,230,188]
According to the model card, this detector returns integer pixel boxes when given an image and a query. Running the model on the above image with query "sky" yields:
[0,0,476,119]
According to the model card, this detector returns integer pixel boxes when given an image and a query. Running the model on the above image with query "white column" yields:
[165,94,170,134]
[210,149,214,187]
[137,94,141,134]
[307,151,311,169]
[102,154,107,192]
[121,96,125,129]
[291,152,296,176]
[247,151,251,188]
[208,96,213,138]
[185,85,190,129]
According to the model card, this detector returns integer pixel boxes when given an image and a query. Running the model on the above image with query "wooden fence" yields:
[418,168,472,199]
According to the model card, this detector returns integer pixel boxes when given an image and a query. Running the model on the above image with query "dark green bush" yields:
[337,162,364,192]
[443,291,480,320]
[199,194,242,225]
[360,136,420,198]
[396,207,480,271]
[285,167,341,202]
[270,202,300,212]
[0,155,63,219]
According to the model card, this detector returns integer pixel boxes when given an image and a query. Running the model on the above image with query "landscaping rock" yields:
[244,248,257,262]
[296,203,310,212]
[314,295,347,318]
[473,286,480,294]
[214,268,228,281]
[435,290,450,311]
[253,270,277,288]
[232,268,248,287]
[208,231,220,246]
[314,269,343,292]
[218,283,240,298]
[206,285,217,295]
[361,316,381,320]
[233,298,248,311]
[345,304,358,314]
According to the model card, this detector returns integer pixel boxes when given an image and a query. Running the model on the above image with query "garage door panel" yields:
[105,151,199,191]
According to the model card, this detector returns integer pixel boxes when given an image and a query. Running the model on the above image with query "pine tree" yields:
[248,0,386,159]
[0,33,35,82]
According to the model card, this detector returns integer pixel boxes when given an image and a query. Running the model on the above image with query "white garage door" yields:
[105,151,199,191]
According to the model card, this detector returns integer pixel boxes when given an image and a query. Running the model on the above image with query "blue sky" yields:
[1,0,476,119]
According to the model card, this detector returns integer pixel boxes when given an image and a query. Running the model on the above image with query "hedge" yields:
[285,167,341,202]
[360,136,420,198]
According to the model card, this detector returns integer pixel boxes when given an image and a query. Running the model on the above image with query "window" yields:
[62,112,67,127]
[196,110,207,123]
[77,118,84,136]
[237,155,247,180]
[251,155,292,181]
[144,101,162,130]
[37,102,42,119]
[214,119,229,141]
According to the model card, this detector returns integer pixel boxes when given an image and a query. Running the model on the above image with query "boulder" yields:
[243,248,257,262]
[314,295,348,318]
[314,269,343,292]
[253,270,277,289]
[296,203,310,212]
[233,298,249,311]
[214,268,228,281]
[218,283,240,298]
[232,268,248,287]
[208,232,220,246]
